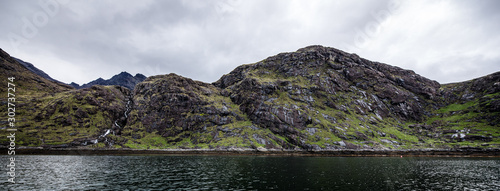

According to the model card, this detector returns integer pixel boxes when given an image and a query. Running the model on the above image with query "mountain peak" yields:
[135,73,146,79]
[296,45,334,53]
[117,71,133,77]
[75,72,147,90]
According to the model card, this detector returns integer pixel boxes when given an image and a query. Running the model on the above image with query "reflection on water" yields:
[1,155,499,190]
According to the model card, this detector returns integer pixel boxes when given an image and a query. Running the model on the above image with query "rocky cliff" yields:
[1,46,499,150]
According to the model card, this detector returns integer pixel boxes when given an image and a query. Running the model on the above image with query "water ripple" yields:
[0,155,498,190]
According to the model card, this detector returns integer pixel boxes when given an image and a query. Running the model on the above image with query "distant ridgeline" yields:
[0,46,499,151]
[69,72,146,90]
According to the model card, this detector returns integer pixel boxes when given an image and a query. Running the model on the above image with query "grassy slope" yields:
[419,86,500,149]
[0,85,130,147]
[1,49,130,148]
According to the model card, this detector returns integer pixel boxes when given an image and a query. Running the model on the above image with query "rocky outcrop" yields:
[212,45,442,149]
[129,74,232,134]
[216,45,440,121]
[441,71,500,107]
[125,73,291,149]
[125,74,245,145]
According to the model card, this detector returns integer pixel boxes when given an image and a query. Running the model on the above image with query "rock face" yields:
[124,73,283,149]
[211,46,442,149]
[129,73,235,137]
[215,45,440,121]
[1,45,499,150]
[72,72,146,90]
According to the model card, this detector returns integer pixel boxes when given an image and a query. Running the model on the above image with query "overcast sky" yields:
[1,0,499,85]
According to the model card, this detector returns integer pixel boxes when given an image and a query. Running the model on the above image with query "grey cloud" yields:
[1,0,499,84]
[422,55,500,84]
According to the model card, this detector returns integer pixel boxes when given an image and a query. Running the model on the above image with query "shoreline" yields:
[2,147,500,157]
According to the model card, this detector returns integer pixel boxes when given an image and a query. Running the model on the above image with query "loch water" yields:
[1,155,499,190]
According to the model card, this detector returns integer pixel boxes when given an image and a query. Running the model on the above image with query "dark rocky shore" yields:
[2,147,499,157]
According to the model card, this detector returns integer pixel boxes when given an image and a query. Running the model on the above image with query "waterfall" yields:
[104,96,132,146]
[85,96,133,147]
[89,96,133,147]
[115,98,132,129]
[101,129,111,137]
[124,100,131,118]
[90,129,111,145]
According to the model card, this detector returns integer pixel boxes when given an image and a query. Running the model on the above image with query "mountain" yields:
[1,45,499,151]
[13,57,63,84]
[0,49,73,97]
[71,72,146,90]
[0,49,131,147]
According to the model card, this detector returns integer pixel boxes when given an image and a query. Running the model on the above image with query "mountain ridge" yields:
[0,45,499,151]
[13,57,63,84]
[70,71,146,90]
[0,48,73,96]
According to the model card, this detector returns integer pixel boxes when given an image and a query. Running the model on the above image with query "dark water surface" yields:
[1,155,499,190]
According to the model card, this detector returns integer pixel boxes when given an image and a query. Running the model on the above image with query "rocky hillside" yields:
[71,72,146,90]
[1,46,499,150]
[0,49,73,97]
[0,49,131,147]
[424,72,500,146]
